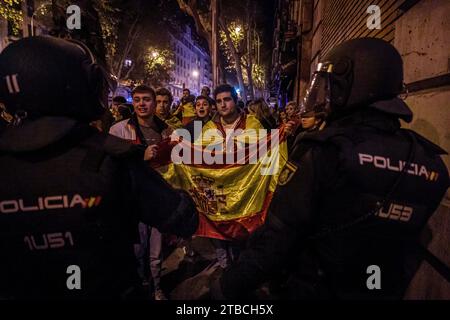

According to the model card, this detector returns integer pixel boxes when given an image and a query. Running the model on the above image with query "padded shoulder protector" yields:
[80,130,146,159]
[294,126,447,156]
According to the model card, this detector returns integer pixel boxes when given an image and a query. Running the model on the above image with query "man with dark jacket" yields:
[0,36,198,299]
[211,38,449,299]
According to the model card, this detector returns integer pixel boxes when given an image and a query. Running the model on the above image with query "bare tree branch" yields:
[218,16,247,102]
[176,0,212,52]
[113,15,142,80]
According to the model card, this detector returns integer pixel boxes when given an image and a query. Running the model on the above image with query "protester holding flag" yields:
[150,84,297,271]
[184,95,213,142]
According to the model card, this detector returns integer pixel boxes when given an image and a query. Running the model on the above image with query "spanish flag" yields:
[152,114,289,241]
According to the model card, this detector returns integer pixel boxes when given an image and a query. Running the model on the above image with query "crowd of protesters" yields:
[98,86,323,145]
[88,81,325,300]
[2,35,447,302]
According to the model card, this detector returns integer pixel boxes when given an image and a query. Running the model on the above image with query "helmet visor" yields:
[300,62,333,118]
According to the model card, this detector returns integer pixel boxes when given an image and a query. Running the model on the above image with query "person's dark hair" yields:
[195,95,211,106]
[112,96,127,104]
[248,98,277,129]
[181,93,195,105]
[182,88,190,94]
[189,94,196,102]
[131,85,156,101]
[0,36,114,122]
[213,84,238,103]
[201,86,210,95]
[286,101,298,110]
[155,87,173,105]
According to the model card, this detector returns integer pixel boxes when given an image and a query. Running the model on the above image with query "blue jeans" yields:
[134,223,163,290]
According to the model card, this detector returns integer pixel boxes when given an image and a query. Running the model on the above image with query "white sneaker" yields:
[154,289,168,300]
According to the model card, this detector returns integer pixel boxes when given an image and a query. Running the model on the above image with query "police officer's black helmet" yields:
[0,36,115,122]
[301,38,412,122]
[0,36,116,151]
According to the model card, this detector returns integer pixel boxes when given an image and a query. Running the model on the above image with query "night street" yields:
[0,0,449,308]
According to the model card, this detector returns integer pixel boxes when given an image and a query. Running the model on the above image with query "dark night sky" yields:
[251,0,277,64]
[258,0,277,45]
[256,0,277,73]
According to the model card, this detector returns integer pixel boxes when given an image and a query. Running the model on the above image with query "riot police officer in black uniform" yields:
[0,36,198,299]
[211,38,449,299]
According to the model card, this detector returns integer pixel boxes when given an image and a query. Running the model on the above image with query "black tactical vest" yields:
[292,114,449,299]
[0,124,144,299]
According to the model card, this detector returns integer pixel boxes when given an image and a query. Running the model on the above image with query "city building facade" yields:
[168,26,213,101]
